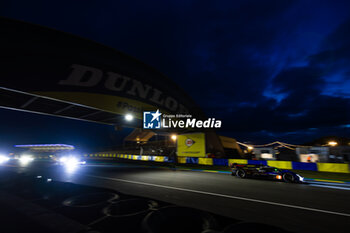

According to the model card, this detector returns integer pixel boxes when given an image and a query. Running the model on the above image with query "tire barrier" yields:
[92,199,160,233]
[103,198,158,217]
[60,192,120,225]
[63,192,119,207]
[84,153,350,173]
[142,206,217,233]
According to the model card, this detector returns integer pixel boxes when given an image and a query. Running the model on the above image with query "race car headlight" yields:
[60,157,79,166]
[296,174,304,182]
[66,157,79,166]
[19,155,34,164]
[0,155,10,164]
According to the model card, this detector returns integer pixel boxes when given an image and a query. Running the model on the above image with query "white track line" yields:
[309,184,350,191]
[87,175,350,217]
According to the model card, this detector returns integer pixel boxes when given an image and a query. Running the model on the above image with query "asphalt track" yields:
[2,162,350,233]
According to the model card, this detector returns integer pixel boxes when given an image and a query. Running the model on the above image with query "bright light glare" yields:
[125,114,134,121]
[66,157,78,166]
[328,141,338,146]
[19,155,34,165]
[0,155,10,164]
[171,134,177,141]
[297,174,304,182]
[62,157,80,173]
[60,156,84,166]
[61,157,81,170]
[247,146,254,150]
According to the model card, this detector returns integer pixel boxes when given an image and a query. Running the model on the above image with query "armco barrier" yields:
[84,153,350,173]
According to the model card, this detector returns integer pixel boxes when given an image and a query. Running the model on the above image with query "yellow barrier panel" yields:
[154,156,165,162]
[198,158,213,165]
[178,157,187,164]
[141,156,148,161]
[317,163,349,173]
[267,161,292,169]
[228,159,248,165]
[177,133,206,157]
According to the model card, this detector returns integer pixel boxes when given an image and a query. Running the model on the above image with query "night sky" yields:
[0,0,349,151]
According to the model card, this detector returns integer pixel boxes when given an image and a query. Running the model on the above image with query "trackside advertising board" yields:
[177,133,206,157]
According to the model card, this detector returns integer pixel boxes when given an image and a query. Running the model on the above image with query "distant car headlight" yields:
[66,157,79,166]
[19,155,34,164]
[0,155,10,164]
[60,156,79,166]
[59,157,68,163]
[59,156,85,168]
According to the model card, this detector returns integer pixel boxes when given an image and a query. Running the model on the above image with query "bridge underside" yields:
[0,87,139,127]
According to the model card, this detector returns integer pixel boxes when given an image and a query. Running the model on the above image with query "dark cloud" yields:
[215,17,350,142]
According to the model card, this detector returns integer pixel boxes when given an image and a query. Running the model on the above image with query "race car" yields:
[230,163,304,183]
